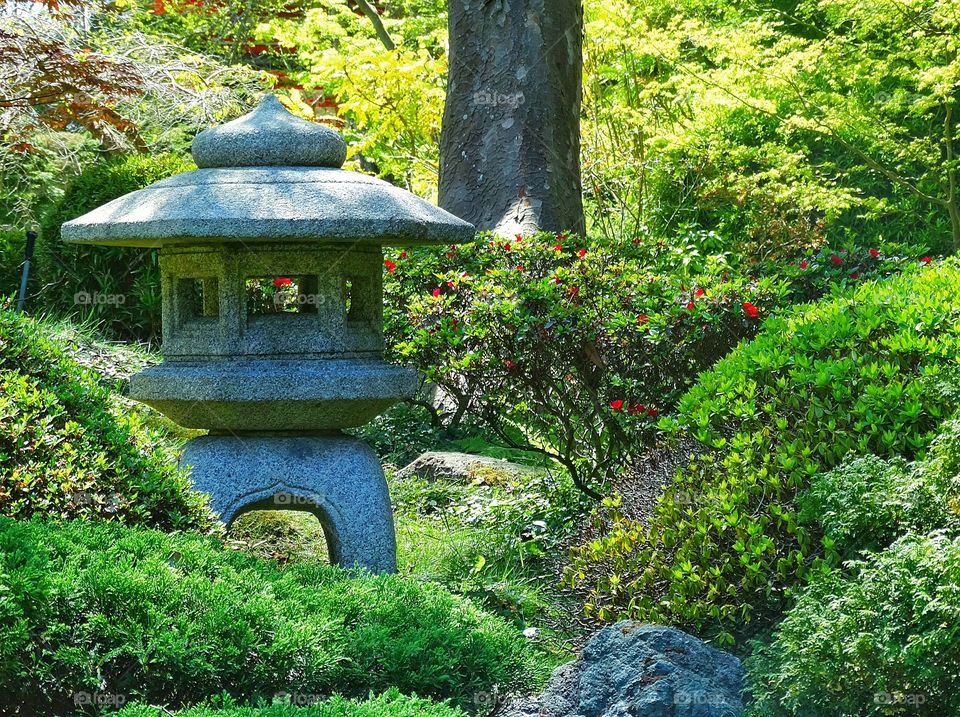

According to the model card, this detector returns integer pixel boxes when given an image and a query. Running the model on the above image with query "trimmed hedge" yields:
[116,691,464,717]
[569,261,960,639]
[0,519,545,715]
[0,307,210,529]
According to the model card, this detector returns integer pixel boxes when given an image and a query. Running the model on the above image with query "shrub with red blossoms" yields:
[384,231,788,495]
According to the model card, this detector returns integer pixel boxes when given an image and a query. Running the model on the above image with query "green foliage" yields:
[0,518,546,715]
[746,531,960,717]
[746,417,960,715]
[0,307,210,530]
[582,0,960,256]
[800,416,960,556]
[117,690,464,717]
[568,261,960,637]
[386,230,789,494]
[36,152,194,341]
[117,691,465,717]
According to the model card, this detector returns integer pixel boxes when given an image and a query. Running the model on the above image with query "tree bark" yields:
[439,0,585,236]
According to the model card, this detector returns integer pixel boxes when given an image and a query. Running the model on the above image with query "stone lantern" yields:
[62,95,475,572]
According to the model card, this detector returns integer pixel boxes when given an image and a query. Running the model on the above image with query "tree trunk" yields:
[439,0,585,237]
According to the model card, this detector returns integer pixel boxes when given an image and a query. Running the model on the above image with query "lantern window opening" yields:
[176,277,220,324]
[245,275,322,315]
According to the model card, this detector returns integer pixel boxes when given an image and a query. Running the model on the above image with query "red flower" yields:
[273,277,293,287]
[799,261,809,270]
[432,288,441,298]
[686,301,695,310]
[462,272,470,279]
[610,399,624,411]
[568,286,580,297]
[646,407,658,418]
[554,243,563,251]
[400,251,408,258]
[447,281,455,288]
[850,271,860,280]
[504,359,517,371]
[742,301,759,318]
[628,403,646,415]
[384,259,397,273]
[830,255,842,266]
[632,238,641,245]
[515,234,523,242]
[553,276,562,284]
[869,248,880,258]
[555,232,568,240]
[694,288,705,297]
[578,248,587,258]
[637,314,648,324]
[504,243,512,251]
[921,256,932,264]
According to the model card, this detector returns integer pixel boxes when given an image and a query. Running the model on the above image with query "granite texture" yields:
[498,622,745,717]
[129,358,418,430]
[61,168,475,247]
[182,433,396,572]
[159,245,384,358]
[192,95,348,169]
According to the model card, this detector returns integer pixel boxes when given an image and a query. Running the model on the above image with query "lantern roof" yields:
[62,95,475,248]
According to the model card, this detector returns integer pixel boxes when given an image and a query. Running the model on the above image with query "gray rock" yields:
[396,451,542,484]
[497,622,744,717]
[192,94,347,169]
[182,433,396,573]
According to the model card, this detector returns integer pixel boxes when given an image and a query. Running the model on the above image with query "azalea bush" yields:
[0,306,211,530]
[567,261,960,638]
[384,230,789,496]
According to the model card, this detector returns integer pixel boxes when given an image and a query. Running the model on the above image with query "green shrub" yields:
[800,419,960,557]
[386,230,789,495]
[36,152,193,341]
[0,307,210,529]
[116,691,465,717]
[0,518,546,715]
[568,261,960,639]
[746,531,960,717]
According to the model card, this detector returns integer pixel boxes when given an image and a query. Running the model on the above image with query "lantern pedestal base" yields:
[181,432,397,573]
